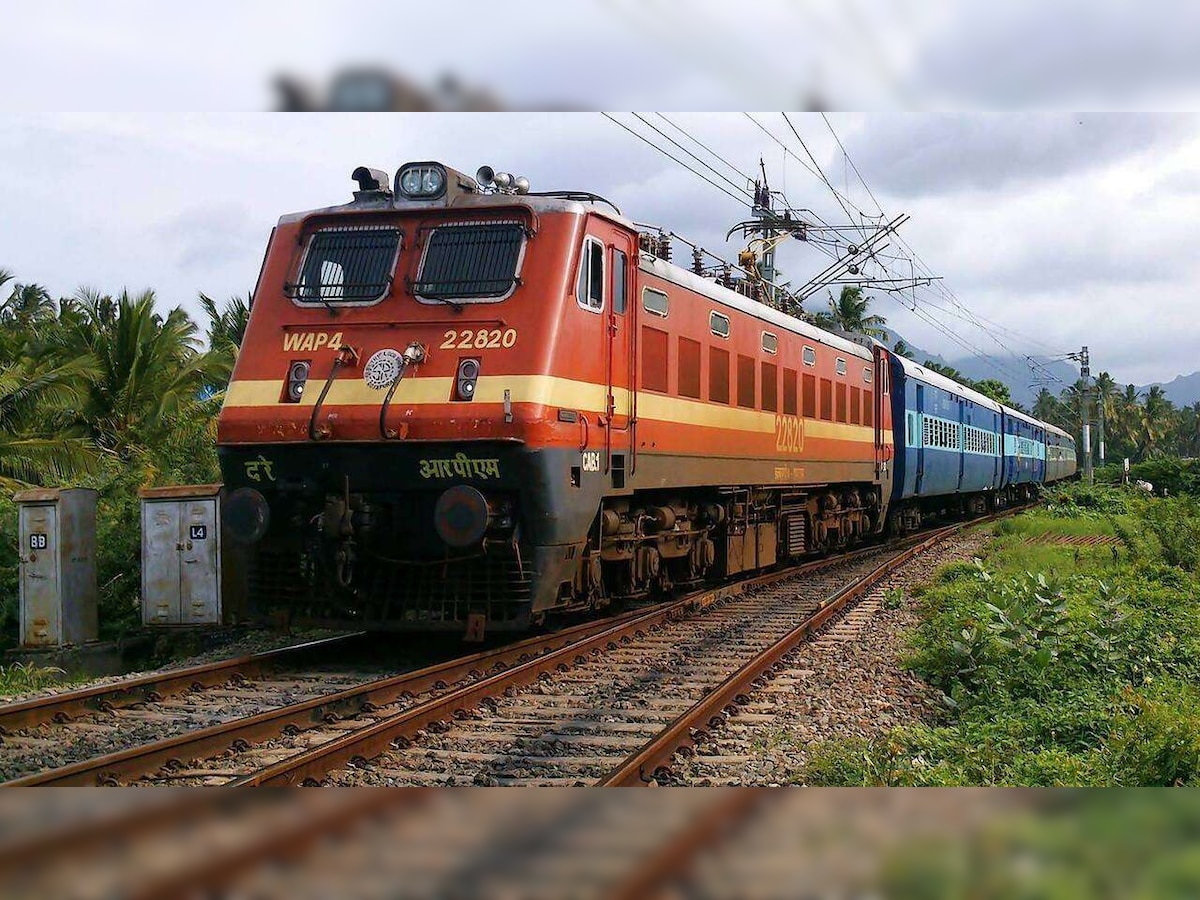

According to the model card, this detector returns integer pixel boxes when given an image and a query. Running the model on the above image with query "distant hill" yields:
[877,330,1074,409]
[871,330,1199,410]
[1137,372,1200,408]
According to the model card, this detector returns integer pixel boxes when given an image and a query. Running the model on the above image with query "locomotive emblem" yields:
[363,349,405,390]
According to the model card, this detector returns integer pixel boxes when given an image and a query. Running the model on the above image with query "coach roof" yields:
[892,355,1003,413]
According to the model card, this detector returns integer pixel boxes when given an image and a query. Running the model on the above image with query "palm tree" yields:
[813,286,888,339]
[48,289,225,457]
[0,355,100,489]
[1137,386,1174,460]
[198,292,251,393]
[1033,387,1062,423]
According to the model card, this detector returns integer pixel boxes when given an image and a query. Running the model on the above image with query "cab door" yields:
[605,232,635,478]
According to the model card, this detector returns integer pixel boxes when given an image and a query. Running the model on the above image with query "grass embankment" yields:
[805,483,1200,786]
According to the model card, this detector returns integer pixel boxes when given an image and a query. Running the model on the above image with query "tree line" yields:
[0,268,247,490]
[813,286,1193,464]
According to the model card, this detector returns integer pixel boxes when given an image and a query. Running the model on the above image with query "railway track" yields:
[2,508,1022,787]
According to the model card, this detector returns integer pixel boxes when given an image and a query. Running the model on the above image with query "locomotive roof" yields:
[639,255,873,362]
[277,191,638,230]
[892,355,1004,413]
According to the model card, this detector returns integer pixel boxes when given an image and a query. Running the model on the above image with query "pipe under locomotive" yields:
[218,160,1069,637]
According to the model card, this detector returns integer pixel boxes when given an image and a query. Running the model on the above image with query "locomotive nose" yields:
[225,487,271,544]
[434,485,490,548]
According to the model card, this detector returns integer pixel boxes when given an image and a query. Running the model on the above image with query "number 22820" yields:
[440,328,518,350]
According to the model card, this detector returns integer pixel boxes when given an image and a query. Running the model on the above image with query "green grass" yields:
[0,661,67,696]
[802,482,1200,786]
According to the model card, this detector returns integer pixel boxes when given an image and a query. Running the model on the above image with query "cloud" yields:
[843,113,1195,198]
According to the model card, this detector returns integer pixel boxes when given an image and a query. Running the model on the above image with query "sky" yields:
[1,111,1197,389]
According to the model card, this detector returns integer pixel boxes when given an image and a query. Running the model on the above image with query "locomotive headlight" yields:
[455,358,480,401]
[285,360,310,403]
[397,162,446,199]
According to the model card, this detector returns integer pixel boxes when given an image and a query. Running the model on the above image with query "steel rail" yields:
[3,602,695,786]
[598,508,1024,787]
[227,546,903,787]
[0,631,364,733]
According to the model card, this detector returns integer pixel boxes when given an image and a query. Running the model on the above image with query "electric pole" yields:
[1079,346,1093,485]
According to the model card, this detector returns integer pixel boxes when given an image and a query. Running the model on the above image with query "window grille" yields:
[414,222,525,301]
[291,226,401,304]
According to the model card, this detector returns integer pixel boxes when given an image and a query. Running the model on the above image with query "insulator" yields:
[721,264,733,287]
[657,233,672,262]
[639,232,655,254]
[692,247,704,275]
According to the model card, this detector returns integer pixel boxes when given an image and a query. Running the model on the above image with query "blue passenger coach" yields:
[888,356,1003,530]
[999,405,1046,494]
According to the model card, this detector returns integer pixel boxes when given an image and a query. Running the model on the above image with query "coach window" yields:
[612,249,628,314]
[819,378,833,421]
[576,237,604,312]
[710,311,731,338]
[709,347,730,404]
[783,368,798,416]
[762,331,778,355]
[642,287,669,318]
[761,362,778,412]
[802,346,816,367]
[737,355,756,409]
[836,357,847,376]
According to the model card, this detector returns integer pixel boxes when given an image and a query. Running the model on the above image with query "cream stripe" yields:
[223,375,876,442]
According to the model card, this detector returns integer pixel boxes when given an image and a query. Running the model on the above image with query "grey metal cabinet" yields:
[141,485,223,626]
[15,488,98,648]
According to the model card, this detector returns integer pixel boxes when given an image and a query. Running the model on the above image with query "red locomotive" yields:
[218,161,896,635]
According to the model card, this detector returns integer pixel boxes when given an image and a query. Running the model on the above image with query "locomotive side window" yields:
[782,368,798,416]
[709,311,730,338]
[802,374,816,418]
[709,347,730,404]
[414,221,525,303]
[678,337,702,399]
[761,362,778,412]
[737,355,755,409]
[576,237,605,312]
[819,378,833,421]
[612,249,628,314]
[291,226,401,306]
[761,331,778,354]
[641,326,669,393]
[642,287,669,318]
[835,357,847,376]
[802,346,816,366]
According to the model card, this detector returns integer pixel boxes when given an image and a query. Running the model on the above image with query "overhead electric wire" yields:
[600,112,753,208]
[628,112,756,201]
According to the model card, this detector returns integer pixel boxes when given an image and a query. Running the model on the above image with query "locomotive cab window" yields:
[576,237,605,312]
[291,225,401,306]
[612,249,628,314]
[414,221,525,303]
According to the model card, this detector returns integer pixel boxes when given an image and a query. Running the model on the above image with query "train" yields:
[217,160,1076,636]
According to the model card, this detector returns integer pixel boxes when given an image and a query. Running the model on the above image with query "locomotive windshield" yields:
[290,226,401,305]
[413,221,525,303]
